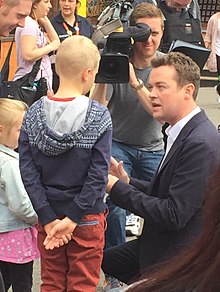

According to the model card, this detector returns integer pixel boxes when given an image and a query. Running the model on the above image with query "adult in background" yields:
[0,0,31,37]
[133,0,203,52]
[103,52,220,285]
[50,0,94,93]
[13,0,60,96]
[91,3,164,289]
[0,0,32,100]
[204,12,220,85]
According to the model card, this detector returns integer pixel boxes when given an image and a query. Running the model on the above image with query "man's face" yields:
[0,0,31,36]
[165,0,191,12]
[148,65,188,125]
[133,17,163,60]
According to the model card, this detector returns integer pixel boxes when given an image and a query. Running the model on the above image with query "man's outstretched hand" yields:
[110,156,130,183]
[107,157,130,192]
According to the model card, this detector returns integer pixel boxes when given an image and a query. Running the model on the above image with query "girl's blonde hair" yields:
[0,98,28,139]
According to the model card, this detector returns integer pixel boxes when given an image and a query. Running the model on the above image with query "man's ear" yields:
[184,83,195,99]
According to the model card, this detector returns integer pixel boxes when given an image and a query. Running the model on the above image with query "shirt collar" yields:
[56,11,81,24]
[166,106,201,143]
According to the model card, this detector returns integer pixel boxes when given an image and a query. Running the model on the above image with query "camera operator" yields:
[91,3,165,289]
[132,0,203,53]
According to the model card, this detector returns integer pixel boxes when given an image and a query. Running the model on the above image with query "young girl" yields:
[0,98,39,292]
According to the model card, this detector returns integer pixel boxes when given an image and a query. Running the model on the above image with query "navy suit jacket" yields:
[110,110,220,269]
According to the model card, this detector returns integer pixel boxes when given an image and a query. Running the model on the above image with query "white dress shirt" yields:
[159,106,201,170]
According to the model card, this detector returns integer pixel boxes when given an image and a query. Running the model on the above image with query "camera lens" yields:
[105,58,120,75]
[95,54,129,83]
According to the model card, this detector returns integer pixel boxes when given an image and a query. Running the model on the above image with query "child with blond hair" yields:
[19,36,112,291]
[0,98,39,292]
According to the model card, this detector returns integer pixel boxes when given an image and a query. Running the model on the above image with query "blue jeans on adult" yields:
[105,140,164,249]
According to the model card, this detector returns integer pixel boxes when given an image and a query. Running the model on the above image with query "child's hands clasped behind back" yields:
[43,217,77,250]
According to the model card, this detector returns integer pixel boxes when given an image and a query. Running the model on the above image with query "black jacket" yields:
[110,110,220,269]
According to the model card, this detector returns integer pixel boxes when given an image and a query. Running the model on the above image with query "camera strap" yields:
[91,18,122,45]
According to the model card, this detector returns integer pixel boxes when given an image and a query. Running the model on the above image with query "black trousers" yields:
[0,271,5,292]
[0,261,33,292]
[102,238,141,284]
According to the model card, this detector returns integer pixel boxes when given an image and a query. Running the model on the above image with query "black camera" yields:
[95,23,151,83]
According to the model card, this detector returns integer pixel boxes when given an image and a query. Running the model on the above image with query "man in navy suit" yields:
[102,51,220,285]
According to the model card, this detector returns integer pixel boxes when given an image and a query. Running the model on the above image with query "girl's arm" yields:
[2,159,38,225]
[38,16,60,43]
[19,17,60,62]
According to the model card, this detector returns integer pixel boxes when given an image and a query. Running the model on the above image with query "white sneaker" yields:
[125,214,141,236]
[103,276,124,292]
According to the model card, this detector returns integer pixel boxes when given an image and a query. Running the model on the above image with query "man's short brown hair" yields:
[130,3,164,28]
[151,52,200,99]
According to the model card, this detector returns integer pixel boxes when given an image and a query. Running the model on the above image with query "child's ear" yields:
[82,68,91,81]
[0,125,4,137]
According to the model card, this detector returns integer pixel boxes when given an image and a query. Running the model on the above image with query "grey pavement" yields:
[197,86,220,127]
[12,86,220,292]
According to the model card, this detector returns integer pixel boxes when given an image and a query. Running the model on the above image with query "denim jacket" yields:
[0,144,38,232]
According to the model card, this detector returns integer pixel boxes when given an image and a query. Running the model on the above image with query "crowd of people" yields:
[0,0,220,291]
[204,11,220,102]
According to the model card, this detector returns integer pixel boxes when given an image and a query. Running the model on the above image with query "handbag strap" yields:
[27,58,42,86]
[0,38,43,86]
[0,39,14,82]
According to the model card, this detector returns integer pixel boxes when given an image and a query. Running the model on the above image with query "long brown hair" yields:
[30,0,41,19]
[126,165,220,292]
